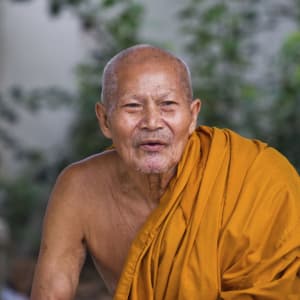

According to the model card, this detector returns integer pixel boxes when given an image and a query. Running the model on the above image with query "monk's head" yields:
[96,44,201,174]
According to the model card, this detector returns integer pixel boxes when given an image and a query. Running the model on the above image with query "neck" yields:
[117,160,176,209]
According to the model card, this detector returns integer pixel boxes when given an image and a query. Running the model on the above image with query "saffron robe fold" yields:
[114,126,300,300]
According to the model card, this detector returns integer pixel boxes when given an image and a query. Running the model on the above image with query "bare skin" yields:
[31,45,201,299]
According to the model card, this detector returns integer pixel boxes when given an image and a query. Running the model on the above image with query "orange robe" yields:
[114,126,300,299]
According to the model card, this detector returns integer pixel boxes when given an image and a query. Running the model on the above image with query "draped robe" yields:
[114,126,300,299]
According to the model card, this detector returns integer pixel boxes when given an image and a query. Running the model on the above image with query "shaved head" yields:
[101,44,193,111]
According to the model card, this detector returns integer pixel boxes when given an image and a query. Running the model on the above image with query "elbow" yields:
[31,274,77,300]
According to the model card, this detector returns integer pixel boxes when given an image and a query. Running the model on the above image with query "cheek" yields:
[166,109,193,128]
[170,117,192,141]
[110,114,140,137]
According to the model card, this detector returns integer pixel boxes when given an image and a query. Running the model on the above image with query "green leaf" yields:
[102,0,122,8]
[202,3,227,23]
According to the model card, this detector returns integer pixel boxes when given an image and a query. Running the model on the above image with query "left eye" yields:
[161,101,176,106]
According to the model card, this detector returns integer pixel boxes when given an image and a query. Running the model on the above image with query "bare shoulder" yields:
[41,148,120,247]
[55,149,118,199]
[72,149,119,175]
[42,149,119,235]
[65,149,118,179]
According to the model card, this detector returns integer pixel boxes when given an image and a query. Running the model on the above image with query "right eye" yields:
[124,103,141,108]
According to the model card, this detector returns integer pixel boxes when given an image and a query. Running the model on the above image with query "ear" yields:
[95,102,112,139]
[189,98,201,134]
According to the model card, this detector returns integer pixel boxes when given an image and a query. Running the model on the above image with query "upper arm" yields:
[31,165,87,300]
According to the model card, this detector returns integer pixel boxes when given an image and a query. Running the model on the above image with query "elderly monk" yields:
[31,44,300,300]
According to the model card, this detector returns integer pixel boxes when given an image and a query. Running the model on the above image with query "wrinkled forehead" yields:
[121,63,183,98]
[118,58,181,82]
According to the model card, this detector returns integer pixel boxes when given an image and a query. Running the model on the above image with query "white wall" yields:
[0,0,89,175]
[0,0,88,89]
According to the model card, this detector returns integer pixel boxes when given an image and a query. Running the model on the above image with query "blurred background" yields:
[0,0,299,299]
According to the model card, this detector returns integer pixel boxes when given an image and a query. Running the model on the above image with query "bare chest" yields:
[84,199,152,293]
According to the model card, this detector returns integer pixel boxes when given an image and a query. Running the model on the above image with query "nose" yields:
[141,102,163,131]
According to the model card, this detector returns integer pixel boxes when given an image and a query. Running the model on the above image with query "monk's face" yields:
[98,60,200,174]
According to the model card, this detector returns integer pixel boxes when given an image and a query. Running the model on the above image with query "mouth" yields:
[138,140,167,152]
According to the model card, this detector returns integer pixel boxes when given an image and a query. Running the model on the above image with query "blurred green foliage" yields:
[180,0,300,167]
[0,0,299,257]
[180,1,259,125]
[270,32,300,168]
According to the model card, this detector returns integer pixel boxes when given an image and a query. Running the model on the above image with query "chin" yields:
[134,160,174,174]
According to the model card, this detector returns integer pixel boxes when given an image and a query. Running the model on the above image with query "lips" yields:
[138,140,167,152]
